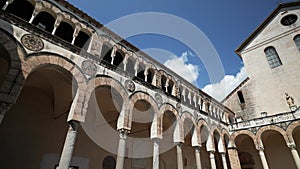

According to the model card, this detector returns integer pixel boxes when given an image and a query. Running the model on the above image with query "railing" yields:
[230,108,300,131]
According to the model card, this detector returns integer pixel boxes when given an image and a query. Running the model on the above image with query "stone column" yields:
[2,0,14,10]
[71,25,81,45]
[57,120,79,169]
[195,146,202,169]
[227,147,241,169]
[176,143,184,169]
[209,151,217,169]
[29,2,42,24]
[144,69,149,82]
[52,14,62,35]
[110,47,116,65]
[257,147,269,169]
[116,130,128,169]
[288,143,300,169]
[153,138,160,169]
[221,153,228,169]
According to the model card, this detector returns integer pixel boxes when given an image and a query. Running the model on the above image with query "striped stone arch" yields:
[286,121,300,143]
[0,29,26,104]
[197,119,211,144]
[129,91,159,131]
[86,75,129,130]
[230,130,258,148]
[256,125,290,147]
[153,103,180,140]
[180,111,199,145]
[22,53,87,122]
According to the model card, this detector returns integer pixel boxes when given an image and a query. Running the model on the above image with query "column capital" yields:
[256,146,264,151]
[152,137,161,143]
[288,142,297,149]
[118,129,129,140]
[69,120,79,131]
[175,142,183,146]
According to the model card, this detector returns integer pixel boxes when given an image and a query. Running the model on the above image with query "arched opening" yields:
[125,58,135,77]
[6,0,34,21]
[223,134,231,169]
[0,66,74,169]
[32,11,55,33]
[79,82,122,169]
[161,75,167,92]
[160,110,177,169]
[262,130,295,169]
[200,125,211,168]
[113,50,124,71]
[235,134,261,169]
[212,131,223,169]
[182,118,196,169]
[55,21,74,43]
[146,68,154,84]
[292,125,300,153]
[127,99,155,168]
[100,43,113,64]
[136,63,145,80]
[167,80,174,95]
[74,31,90,50]
[0,44,10,86]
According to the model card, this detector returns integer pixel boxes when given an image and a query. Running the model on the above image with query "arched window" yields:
[294,34,300,50]
[264,47,282,69]
[32,11,55,33]
[6,0,34,21]
[100,43,113,64]
[55,21,74,43]
[74,31,90,50]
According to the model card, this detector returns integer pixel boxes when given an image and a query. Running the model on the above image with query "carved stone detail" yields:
[21,34,44,51]
[81,60,97,76]
[176,103,182,112]
[125,80,135,92]
[155,93,163,105]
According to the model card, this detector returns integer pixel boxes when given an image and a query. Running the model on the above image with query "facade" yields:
[0,1,300,169]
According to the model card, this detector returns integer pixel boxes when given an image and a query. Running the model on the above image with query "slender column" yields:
[151,73,157,86]
[165,79,169,92]
[116,130,128,169]
[257,147,269,169]
[29,3,42,24]
[176,143,184,169]
[52,14,62,35]
[153,138,160,169]
[144,69,148,82]
[110,47,116,65]
[134,61,139,76]
[289,143,300,169]
[57,120,79,169]
[195,146,202,169]
[71,25,81,45]
[209,151,217,169]
[2,0,14,10]
[221,153,228,169]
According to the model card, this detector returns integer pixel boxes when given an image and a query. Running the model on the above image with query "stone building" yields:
[0,0,299,169]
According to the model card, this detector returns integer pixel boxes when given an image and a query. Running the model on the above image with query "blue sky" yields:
[67,0,291,100]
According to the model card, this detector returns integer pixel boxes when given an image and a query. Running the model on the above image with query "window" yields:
[264,47,282,68]
[294,34,300,50]
[237,91,245,104]
[281,14,298,26]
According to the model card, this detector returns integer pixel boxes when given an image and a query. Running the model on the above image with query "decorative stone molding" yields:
[124,80,135,92]
[21,34,44,51]
[155,93,163,105]
[81,60,97,76]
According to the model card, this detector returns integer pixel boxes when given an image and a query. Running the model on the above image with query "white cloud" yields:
[164,51,199,84]
[202,66,248,101]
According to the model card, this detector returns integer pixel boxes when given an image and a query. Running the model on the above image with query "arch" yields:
[230,130,258,148]
[32,11,55,33]
[100,42,113,64]
[129,92,159,130]
[87,75,129,130]
[0,29,26,107]
[256,125,289,146]
[102,156,116,169]
[55,21,74,43]
[113,49,125,70]
[264,46,282,68]
[286,121,300,142]
[23,53,87,122]
[74,30,90,50]
[6,0,34,21]
[137,62,146,80]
